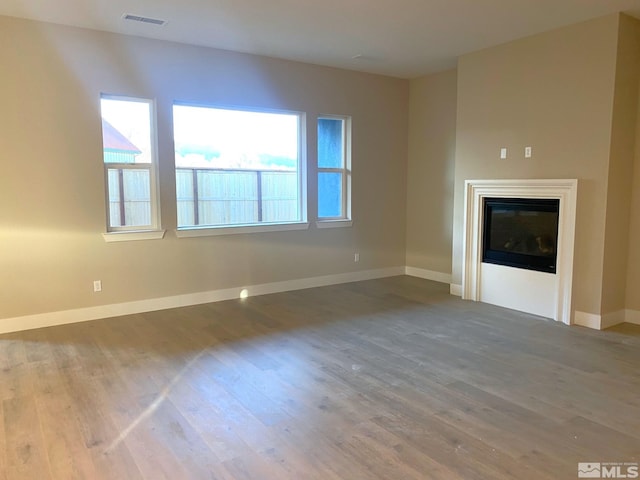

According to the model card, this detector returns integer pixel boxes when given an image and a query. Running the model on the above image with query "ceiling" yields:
[2,0,640,78]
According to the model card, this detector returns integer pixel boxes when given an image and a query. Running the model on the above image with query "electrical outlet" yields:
[500,147,507,159]
[93,280,102,293]
[354,253,360,262]
[525,146,532,158]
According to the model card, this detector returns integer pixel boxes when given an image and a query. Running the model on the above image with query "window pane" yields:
[101,99,152,164]
[318,172,343,218]
[122,169,151,226]
[176,169,195,227]
[197,171,257,226]
[107,169,121,227]
[173,105,301,227]
[106,168,151,227]
[318,118,343,168]
[261,171,298,222]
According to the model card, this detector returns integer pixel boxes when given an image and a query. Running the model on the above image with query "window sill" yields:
[176,222,310,238]
[102,230,166,243]
[315,219,353,229]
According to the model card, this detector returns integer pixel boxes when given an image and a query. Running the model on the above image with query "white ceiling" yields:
[2,0,640,78]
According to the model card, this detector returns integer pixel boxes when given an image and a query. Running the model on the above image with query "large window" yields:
[318,116,351,220]
[173,104,304,229]
[100,96,159,232]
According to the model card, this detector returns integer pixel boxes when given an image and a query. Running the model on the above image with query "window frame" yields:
[100,94,162,237]
[316,114,352,224]
[172,102,308,235]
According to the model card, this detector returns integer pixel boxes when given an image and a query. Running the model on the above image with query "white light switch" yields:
[525,146,532,158]
[500,148,507,159]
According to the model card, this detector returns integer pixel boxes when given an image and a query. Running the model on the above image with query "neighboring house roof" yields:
[102,119,142,154]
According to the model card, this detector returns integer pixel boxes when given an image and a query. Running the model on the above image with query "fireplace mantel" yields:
[461,179,578,324]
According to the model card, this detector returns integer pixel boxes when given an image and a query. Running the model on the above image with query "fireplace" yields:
[482,197,559,274]
[462,179,578,324]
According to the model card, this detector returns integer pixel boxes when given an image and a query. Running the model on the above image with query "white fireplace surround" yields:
[462,179,578,325]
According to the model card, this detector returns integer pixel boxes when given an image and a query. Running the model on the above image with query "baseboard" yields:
[568,309,640,330]
[601,310,626,329]
[626,310,640,325]
[575,310,626,330]
[574,311,602,330]
[0,266,404,335]
[8,266,630,335]
[404,266,452,284]
[400,266,461,297]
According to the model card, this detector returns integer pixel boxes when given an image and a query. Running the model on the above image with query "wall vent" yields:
[122,14,167,26]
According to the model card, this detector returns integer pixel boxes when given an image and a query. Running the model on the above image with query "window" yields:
[100,96,160,232]
[317,116,351,220]
[173,104,305,229]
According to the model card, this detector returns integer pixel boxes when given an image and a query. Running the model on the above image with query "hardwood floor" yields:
[1,276,639,479]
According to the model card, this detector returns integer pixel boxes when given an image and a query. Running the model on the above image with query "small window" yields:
[100,96,159,232]
[318,116,351,220]
[173,104,305,229]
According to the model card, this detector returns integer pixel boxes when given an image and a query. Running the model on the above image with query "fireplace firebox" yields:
[482,197,559,274]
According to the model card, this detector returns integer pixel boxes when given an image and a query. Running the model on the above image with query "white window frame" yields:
[172,103,308,237]
[317,115,352,227]
[100,94,163,241]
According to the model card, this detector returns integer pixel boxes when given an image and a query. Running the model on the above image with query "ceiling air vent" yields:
[122,14,167,26]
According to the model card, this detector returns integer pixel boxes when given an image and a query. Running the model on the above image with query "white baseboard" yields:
[601,310,626,329]
[401,266,461,298]
[404,266,452,284]
[574,311,602,330]
[0,266,404,335]
[626,310,640,325]
[575,309,629,330]
[6,266,636,335]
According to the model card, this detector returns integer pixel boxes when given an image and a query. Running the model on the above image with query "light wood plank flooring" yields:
[1,276,639,479]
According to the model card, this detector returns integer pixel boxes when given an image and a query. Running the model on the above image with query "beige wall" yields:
[601,15,640,315]
[405,69,457,274]
[626,33,640,313]
[0,16,409,321]
[451,14,621,316]
[626,98,640,311]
